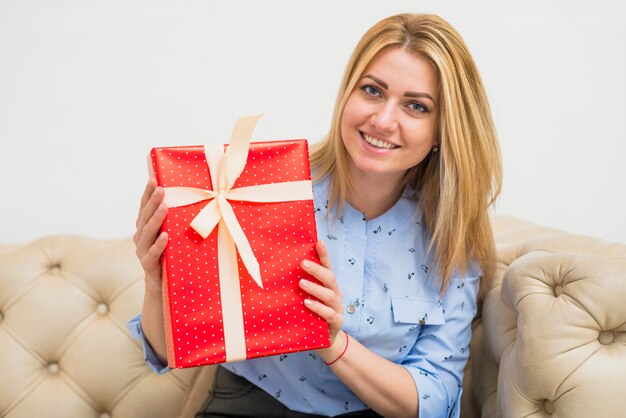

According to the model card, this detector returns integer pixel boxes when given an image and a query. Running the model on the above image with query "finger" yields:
[303,298,343,329]
[316,240,332,270]
[299,278,342,311]
[138,178,158,218]
[136,185,165,232]
[134,194,166,246]
[141,231,168,279]
[136,201,168,256]
[137,183,163,228]
[301,259,339,294]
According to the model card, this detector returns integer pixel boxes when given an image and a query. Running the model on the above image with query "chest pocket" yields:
[391,295,445,325]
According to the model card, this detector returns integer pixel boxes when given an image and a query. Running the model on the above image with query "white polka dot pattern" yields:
[150,139,330,368]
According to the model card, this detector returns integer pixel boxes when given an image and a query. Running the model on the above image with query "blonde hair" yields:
[310,13,502,294]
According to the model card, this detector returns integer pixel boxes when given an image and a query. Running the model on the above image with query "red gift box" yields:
[149,116,330,368]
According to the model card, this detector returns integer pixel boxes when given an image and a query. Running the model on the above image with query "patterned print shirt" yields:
[128,175,480,418]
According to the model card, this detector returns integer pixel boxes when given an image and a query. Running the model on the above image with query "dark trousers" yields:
[196,366,382,418]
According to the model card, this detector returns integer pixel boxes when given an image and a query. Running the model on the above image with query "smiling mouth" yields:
[361,133,399,149]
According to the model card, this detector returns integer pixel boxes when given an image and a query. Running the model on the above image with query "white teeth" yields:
[363,134,397,149]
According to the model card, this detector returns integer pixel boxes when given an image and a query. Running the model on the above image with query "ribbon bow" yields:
[162,114,313,288]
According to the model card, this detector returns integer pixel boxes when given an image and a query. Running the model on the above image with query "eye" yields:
[360,84,382,98]
[407,102,429,114]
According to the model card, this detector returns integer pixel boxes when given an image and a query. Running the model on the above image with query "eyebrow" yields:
[363,74,436,103]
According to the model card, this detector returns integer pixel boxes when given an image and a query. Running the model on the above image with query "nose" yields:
[370,101,398,133]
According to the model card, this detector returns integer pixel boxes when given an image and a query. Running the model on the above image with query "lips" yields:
[361,132,399,149]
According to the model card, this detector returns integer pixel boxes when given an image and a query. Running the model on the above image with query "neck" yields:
[345,169,405,220]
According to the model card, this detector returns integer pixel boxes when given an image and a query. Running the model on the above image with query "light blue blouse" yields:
[128,176,480,418]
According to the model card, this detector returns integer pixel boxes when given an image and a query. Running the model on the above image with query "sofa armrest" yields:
[482,251,626,417]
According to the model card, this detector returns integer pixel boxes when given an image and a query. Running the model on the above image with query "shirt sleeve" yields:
[400,274,480,418]
[127,314,171,375]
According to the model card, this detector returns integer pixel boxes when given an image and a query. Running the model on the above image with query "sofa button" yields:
[554,285,563,297]
[99,413,111,418]
[47,362,60,374]
[96,303,109,315]
[0,310,3,322]
[346,304,356,314]
[598,330,615,345]
[543,399,554,414]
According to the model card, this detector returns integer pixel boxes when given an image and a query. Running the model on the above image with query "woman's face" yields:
[340,47,439,185]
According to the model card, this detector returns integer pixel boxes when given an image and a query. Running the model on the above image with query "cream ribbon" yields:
[162,115,313,362]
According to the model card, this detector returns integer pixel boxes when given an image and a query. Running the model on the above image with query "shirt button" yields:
[346,304,356,314]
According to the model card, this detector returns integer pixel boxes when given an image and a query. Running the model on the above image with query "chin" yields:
[350,159,405,180]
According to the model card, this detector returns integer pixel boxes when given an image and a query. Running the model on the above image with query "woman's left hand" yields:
[299,240,345,345]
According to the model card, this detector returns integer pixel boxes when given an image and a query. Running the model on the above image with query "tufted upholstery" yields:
[469,217,626,418]
[1,217,625,417]
[0,236,209,418]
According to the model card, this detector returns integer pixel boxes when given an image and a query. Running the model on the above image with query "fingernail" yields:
[304,298,313,306]
[300,279,310,287]
[302,260,311,269]
[319,240,325,249]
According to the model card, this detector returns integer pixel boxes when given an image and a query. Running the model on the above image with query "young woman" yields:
[130,13,501,418]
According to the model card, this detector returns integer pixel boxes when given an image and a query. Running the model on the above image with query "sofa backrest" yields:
[473,216,626,418]
[0,235,201,418]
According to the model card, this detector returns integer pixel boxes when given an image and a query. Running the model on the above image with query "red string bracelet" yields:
[324,331,349,366]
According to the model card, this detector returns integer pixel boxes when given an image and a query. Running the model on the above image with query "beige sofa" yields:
[1,217,625,418]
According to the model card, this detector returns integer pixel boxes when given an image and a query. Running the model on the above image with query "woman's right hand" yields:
[134,178,170,362]
[133,177,168,291]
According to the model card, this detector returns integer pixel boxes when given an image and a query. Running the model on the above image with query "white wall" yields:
[1,0,625,244]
